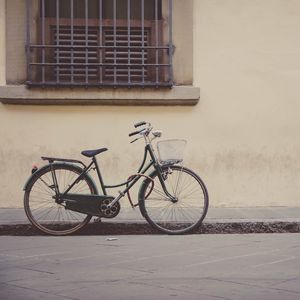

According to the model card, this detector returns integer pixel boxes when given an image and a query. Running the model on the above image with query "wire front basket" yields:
[156,139,187,164]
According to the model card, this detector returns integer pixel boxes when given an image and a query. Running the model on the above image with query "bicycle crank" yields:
[99,198,121,218]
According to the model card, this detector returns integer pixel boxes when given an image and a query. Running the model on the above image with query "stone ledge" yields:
[0,85,200,105]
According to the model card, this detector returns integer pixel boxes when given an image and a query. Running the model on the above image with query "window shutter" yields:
[103,27,150,82]
[52,25,99,82]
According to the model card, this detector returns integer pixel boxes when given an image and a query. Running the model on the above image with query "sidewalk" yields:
[1,206,300,225]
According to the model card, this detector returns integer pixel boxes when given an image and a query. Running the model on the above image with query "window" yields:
[26,0,173,87]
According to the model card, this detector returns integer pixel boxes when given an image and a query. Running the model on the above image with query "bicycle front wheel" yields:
[24,163,97,235]
[139,165,209,234]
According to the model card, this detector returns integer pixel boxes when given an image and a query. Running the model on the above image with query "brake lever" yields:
[130,136,143,144]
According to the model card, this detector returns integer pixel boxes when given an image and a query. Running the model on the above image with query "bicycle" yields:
[23,121,209,235]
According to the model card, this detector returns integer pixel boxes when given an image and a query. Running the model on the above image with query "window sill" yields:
[0,85,199,106]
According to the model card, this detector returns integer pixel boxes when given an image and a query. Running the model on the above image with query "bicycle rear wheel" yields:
[24,163,97,235]
[139,165,209,234]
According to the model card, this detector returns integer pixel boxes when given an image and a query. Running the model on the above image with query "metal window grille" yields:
[26,0,173,87]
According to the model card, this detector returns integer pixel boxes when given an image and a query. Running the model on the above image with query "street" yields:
[0,234,300,300]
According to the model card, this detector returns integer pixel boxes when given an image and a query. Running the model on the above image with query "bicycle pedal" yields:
[93,217,102,223]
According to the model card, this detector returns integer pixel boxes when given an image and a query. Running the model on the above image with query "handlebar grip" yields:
[134,121,146,128]
[129,130,142,137]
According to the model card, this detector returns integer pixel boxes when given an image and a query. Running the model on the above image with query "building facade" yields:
[0,0,300,209]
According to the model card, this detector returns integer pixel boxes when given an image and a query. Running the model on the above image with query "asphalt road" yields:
[1,234,300,300]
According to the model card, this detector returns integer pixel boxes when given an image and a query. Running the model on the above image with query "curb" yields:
[1,221,300,236]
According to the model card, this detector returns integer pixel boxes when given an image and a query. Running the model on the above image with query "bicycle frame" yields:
[52,143,175,208]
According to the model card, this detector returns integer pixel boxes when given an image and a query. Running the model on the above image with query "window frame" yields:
[26,0,174,88]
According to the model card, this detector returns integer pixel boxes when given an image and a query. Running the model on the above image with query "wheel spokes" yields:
[142,167,207,232]
[25,166,94,235]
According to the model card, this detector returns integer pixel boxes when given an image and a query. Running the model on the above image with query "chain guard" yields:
[64,194,120,218]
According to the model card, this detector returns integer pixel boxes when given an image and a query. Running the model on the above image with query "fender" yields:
[23,162,98,194]
[138,163,175,204]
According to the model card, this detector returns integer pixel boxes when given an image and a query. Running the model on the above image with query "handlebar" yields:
[129,129,143,137]
[129,121,156,143]
[134,121,147,128]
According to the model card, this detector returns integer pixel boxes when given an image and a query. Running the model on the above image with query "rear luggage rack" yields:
[41,156,87,168]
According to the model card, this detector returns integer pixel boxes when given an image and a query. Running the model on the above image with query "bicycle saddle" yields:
[81,148,108,157]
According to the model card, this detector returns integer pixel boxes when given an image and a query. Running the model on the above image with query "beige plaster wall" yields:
[193,0,300,207]
[0,105,198,208]
[0,0,5,85]
[0,0,300,208]
[172,0,193,84]
[6,0,32,84]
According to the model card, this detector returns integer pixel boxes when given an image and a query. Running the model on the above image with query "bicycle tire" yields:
[24,163,97,235]
[139,165,209,234]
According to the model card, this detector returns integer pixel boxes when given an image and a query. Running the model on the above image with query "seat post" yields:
[92,156,107,195]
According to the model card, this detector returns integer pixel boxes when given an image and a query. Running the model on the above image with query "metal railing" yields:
[26,0,173,88]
